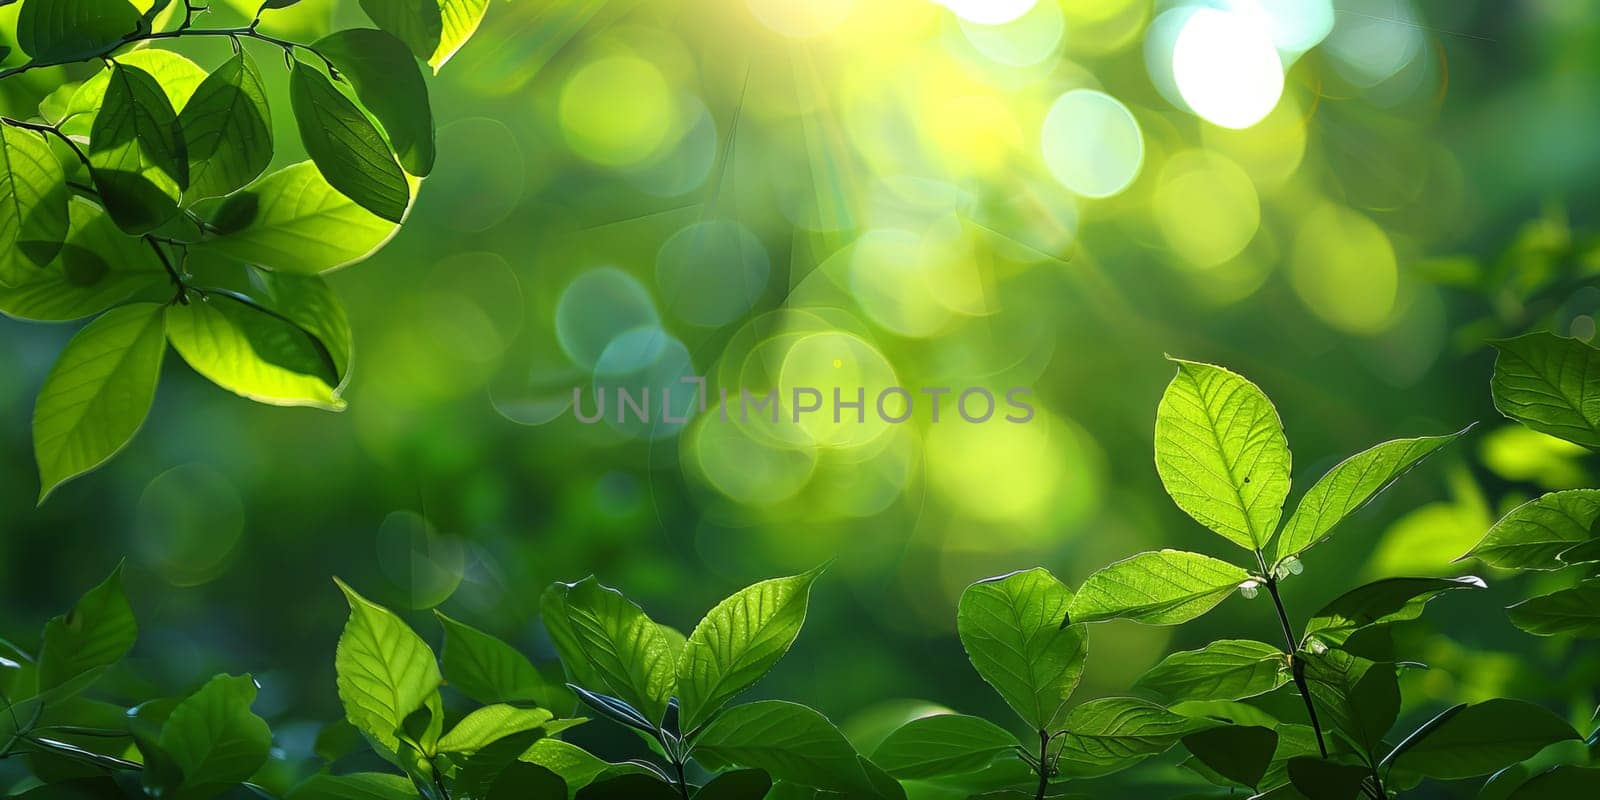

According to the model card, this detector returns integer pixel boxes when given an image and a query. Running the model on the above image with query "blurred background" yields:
[3,0,1599,796]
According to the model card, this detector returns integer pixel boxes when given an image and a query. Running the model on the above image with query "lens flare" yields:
[1041,89,1144,198]
[1172,8,1285,129]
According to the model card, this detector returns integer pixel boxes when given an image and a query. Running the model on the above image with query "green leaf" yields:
[1560,537,1600,564]
[1133,639,1286,702]
[520,738,651,796]
[179,51,273,202]
[1390,698,1579,779]
[359,0,443,60]
[0,123,70,287]
[57,50,210,137]
[32,302,165,501]
[333,578,442,759]
[289,61,409,222]
[1507,765,1600,798]
[1302,576,1486,647]
[1181,725,1277,789]
[546,577,674,726]
[485,762,568,800]
[1462,490,1600,570]
[693,769,772,800]
[314,29,435,176]
[691,700,890,797]
[871,714,1017,779]
[1054,697,1201,778]
[540,583,607,691]
[158,673,272,790]
[165,293,345,410]
[1506,579,1600,637]
[676,568,822,733]
[1299,649,1397,758]
[0,197,164,322]
[430,0,489,71]
[1273,428,1468,564]
[288,772,417,800]
[15,0,142,63]
[244,269,352,384]
[89,62,186,234]
[436,704,554,754]
[1491,333,1600,448]
[1068,550,1250,626]
[1155,357,1292,551]
[1286,756,1370,800]
[198,161,405,273]
[956,568,1086,730]
[437,611,563,708]
[37,563,137,694]
[576,774,678,800]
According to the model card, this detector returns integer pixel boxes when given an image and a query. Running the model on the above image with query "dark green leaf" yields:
[16,0,142,62]
[289,62,410,223]
[1068,550,1250,625]
[569,684,656,735]
[38,563,136,695]
[677,567,822,733]
[165,293,345,410]
[33,303,165,501]
[1155,357,1291,551]
[1390,698,1579,779]
[158,673,272,790]
[1302,576,1486,647]
[1133,639,1286,702]
[1273,428,1468,564]
[485,762,568,800]
[359,0,443,61]
[1463,490,1600,570]
[694,769,772,800]
[545,577,674,726]
[314,29,435,176]
[179,51,273,201]
[1286,756,1370,800]
[871,714,1016,779]
[0,197,162,322]
[575,774,678,800]
[1182,725,1277,789]
[89,63,186,234]
[1299,650,1397,758]
[1507,579,1600,637]
[1491,333,1600,448]
[437,611,564,708]
[245,269,353,385]
[1507,765,1600,798]
[692,701,891,798]
[0,123,70,286]
[287,772,417,800]
[956,568,1086,730]
[1054,697,1201,778]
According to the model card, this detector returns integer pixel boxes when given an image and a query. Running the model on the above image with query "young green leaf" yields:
[0,198,164,323]
[691,700,891,798]
[1181,725,1278,789]
[165,294,345,410]
[89,62,187,234]
[1490,333,1600,448]
[1389,698,1579,779]
[332,578,442,759]
[1133,639,1287,702]
[58,50,209,136]
[179,51,273,202]
[37,563,137,694]
[520,738,655,796]
[15,0,142,63]
[436,611,564,708]
[0,124,70,287]
[1155,357,1292,552]
[693,769,773,800]
[431,0,490,72]
[287,772,417,800]
[956,568,1086,731]
[676,567,821,733]
[546,577,674,726]
[360,0,444,60]
[1068,550,1250,625]
[436,704,554,754]
[157,674,272,791]
[289,62,410,223]
[1302,576,1486,647]
[1505,579,1600,638]
[198,161,405,274]
[1299,649,1397,758]
[871,714,1017,779]
[1462,490,1600,570]
[33,302,165,502]
[313,29,436,176]
[1053,697,1202,778]
[1273,428,1468,565]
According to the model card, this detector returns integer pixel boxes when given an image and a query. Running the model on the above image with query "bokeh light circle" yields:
[690,404,819,506]
[656,220,771,327]
[429,118,524,232]
[591,326,697,439]
[559,55,675,166]
[134,464,244,586]
[957,0,1063,67]
[940,0,1036,25]
[777,331,899,449]
[848,229,959,338]
[375,511,466,610]
[555,267,660,368]
[1290,204,1399,334]
[1172,7,1285,129]
[1153,151,1261,268]
[746,0,854,37]
[1041,90,1144,198]
[421,252,524,363]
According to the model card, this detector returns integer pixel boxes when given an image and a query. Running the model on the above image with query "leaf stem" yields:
[1256,552,1330,759]
[1035,728,1050,800]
